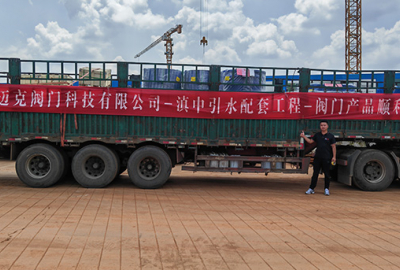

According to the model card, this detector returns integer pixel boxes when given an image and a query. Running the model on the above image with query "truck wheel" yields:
[110,148,121,179]
[16,143,64,188]
[58,147,71,178]
[72,145,119,188]
[353,150,394,191]
[127,146,172,189]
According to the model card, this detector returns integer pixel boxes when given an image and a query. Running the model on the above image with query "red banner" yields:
[0,84,399,120]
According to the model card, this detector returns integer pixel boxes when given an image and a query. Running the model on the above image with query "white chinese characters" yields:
[2,87,400,120]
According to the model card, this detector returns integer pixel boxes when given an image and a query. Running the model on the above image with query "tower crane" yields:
[345,0,362,71]
[134,24,182,64]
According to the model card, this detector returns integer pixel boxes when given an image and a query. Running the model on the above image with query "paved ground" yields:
[1,160,400,270]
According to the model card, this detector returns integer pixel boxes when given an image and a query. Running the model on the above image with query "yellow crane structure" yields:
[134,24,182,64]
[345,0,362,71]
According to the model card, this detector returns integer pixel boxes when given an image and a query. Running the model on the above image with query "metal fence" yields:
[1,58,400,93]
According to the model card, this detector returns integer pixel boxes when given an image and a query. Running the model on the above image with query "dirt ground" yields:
[1,159,400,270]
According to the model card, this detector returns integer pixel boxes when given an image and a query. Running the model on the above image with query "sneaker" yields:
[324,188,330,196]
[305,188,315,195]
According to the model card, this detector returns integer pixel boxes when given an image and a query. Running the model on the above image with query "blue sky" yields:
[1,0,400,70]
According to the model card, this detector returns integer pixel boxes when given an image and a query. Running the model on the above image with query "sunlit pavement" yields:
[1,160,400,269]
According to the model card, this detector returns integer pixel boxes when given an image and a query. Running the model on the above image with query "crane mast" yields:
[134,24,182,64]
[345,0,362,71]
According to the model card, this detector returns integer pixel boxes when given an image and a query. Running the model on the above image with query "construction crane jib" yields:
[134,24,182,64]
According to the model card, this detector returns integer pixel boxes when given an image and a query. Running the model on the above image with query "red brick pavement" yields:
[1,160,400,269]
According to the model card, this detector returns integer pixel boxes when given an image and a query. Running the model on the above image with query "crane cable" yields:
[200,0,208,56]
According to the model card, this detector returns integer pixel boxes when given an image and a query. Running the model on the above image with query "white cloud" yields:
[310,20,400,70]
[204,43,241,64]
[3,45,32,60]
[190,0,243,13]
[275,13,318,35]
[174,36,187,52]
[247,40,277,56]
[363,21,400,69]
[99,0,171,28]
[25,21,110,60]
[176,56,201,64]
[295,0,339,20]
[3,0,303,65]
[77,0,103,36]
[175,6,199,31]
[173,1,299,64]
[311,30,344,68]
[232,21,278,43]
[171,0,197,5]
[3,0,400,70]
[27,22,75,57]
[113,55,125,61]
[246,39,295,59]
[274,0,340,36]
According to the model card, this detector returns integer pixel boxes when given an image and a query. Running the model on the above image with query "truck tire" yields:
[58,147,71,179]
[110,148,121,179]
[127,146,172,189]
[72,144,119,188]
[16,143,65,188]
[353,150,394,191]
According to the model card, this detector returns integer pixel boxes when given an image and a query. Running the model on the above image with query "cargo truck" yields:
[1,57,400,191]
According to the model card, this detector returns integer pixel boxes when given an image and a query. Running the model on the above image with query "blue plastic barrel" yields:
[308,84,323,92]
[111,81,133,87]
[253,70,267,92]
[393,87,400,93]
[309,84,357,93]
[182,70,209,90]
[142,68,182,90]
[219,69,266,92]
[340,85,357,93]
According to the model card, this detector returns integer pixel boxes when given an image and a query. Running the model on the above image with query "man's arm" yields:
[331,143,336,163]
[300,131,314,144]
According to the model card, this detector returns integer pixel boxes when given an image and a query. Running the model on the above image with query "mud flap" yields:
[387,151,400,179]
[337,149,361,186]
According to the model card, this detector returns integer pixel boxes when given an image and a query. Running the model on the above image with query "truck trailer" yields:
[0,57,400,191]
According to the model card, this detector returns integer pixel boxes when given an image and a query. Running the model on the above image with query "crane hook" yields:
[200,36,208,46]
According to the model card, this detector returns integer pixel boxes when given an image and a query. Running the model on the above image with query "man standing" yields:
[300,121,336,196]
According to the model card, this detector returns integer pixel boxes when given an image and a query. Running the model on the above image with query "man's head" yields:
[320,120,329,133]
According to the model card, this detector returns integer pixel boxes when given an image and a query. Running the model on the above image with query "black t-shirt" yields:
[312,132,336,159]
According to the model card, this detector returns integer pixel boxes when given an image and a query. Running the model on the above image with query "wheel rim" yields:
[363,160,386,183]
[84,156,105,178]
[26,154,51,179]
[138,157,161,180]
